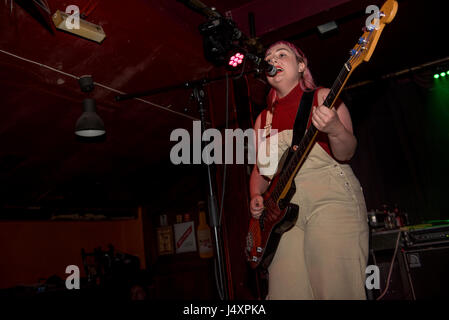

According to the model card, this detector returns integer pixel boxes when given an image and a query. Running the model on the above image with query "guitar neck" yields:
[271,62,353,203]
[323,62,352,109]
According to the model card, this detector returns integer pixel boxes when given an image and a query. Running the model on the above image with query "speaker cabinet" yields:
[369,243,449,299]
[402,245,449,299]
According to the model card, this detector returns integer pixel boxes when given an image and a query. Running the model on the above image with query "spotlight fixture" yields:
[75,98,105,137]
[199,17,242,66]
[52,9,106,43]
[75,75,105,138]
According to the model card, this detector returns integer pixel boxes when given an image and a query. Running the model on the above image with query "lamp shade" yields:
[75,98,105,137]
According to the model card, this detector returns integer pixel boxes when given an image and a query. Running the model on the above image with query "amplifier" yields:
[369,223,449,299]
[402,224,449,247]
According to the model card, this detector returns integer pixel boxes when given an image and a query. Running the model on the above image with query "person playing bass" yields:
[249,40,369,300]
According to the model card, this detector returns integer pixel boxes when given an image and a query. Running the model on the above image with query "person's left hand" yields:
[311,105,344,137]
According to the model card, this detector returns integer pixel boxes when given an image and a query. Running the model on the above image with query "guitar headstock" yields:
[348,0,398,71]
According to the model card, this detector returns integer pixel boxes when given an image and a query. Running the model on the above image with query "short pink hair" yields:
[265,40,317,108]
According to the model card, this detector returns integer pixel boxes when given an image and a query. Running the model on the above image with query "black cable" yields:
[218,72,229,225]
[232,56,247,80]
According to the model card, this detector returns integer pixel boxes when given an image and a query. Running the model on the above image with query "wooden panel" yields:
[0,209,145,289]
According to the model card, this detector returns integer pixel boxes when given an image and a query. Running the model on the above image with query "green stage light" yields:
[440,72,446,77]
[434,74,440,79]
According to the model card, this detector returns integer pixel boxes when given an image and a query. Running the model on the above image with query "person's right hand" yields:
[250,195,264,219]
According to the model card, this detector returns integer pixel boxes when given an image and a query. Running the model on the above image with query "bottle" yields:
[403,210,410,226]
[387,206,396,229]
[156,214,174,255]
[367,209,376,227]
[381,204,392,229]
[196,201,213,259]
[393,204,403,228]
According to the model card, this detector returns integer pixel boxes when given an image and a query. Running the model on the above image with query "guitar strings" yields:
[271,58,351,202]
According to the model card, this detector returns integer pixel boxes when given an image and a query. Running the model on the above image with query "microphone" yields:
[246,53,277,77]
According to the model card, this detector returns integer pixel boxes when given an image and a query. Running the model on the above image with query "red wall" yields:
[0,209,145,289]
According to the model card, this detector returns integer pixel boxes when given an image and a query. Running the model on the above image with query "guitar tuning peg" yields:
[358,37,367,44]
[379,11,386,17]
[349,49,357,56]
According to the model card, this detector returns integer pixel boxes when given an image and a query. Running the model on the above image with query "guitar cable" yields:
[376,230,402,300]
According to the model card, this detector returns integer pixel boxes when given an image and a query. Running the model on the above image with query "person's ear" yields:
[298,62,305,73]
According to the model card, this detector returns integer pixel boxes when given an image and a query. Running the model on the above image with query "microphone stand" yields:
[192,84,229,300]
[115,69,259,102]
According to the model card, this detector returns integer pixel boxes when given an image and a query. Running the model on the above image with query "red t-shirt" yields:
[259,83,333,157]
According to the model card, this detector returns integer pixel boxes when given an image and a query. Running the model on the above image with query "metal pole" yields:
[193,85,229,300]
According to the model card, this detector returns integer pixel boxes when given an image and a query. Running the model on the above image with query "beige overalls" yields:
[259,112,369,300]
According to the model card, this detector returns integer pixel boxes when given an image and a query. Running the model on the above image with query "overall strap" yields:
[291,90,315,147]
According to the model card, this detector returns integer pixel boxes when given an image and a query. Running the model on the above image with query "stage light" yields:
[434,74,440,79]
[75,98,105,137]
[75,75,105,138]
[228,52,244,68]
[440,72,446,77]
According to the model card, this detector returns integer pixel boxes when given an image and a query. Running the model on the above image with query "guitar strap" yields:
[291,89,315,147]
[264,89,315,145]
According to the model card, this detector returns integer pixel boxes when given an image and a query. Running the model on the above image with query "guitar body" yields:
[246,149,300,269]
[246,201,299,270]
